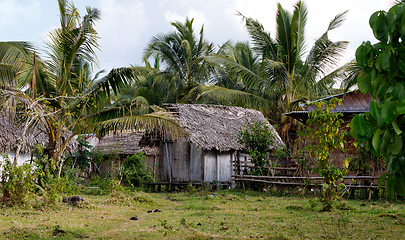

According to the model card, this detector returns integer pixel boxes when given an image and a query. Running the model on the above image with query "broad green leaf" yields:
[367,57,375,67]
[394,82,405,100]
[375,53,383,72]
[394,175,405,196]
[399,60,405,75]
[388,134,402,155]
[372,129,381,154]
[356,43,369,68]
[355,45,365,68]
[375,50,391,72]
[387,157,398,172]
[385,175,395,199]
[357,73,370,94]
[352,114,369,136]
[378,173,388,189]
[377,12,388,41]
[371,74,385,98]
[385,11,396,34]
[369,11,380,32]
[382,130,391,152]
[369,101,385,128]
[381,98,396,124]
[397,98,405,115]
[392,121,402,135]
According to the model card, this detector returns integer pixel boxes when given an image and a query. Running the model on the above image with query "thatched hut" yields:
[142,104,284,184]
[0,114,77,165]
[92,131,158,177]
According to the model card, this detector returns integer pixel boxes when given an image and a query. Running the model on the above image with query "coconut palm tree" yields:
[111,57,178,108]
[200,0,348,140]
[1,0,182,177]
[143,18,216,103]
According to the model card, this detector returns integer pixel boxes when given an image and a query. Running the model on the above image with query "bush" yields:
[0,156,37,205]
[237,120,275,175]
[43,177,78,205]
[121,153,154,186]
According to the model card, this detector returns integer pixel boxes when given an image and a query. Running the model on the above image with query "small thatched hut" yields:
[142,104,284,184]
[92,131,158,177]
[0,114,77,165]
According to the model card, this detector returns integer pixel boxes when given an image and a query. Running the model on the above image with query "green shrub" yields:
[43,177,78,204]
[237,120,275,176]
[121,153,154,186]
[0,156,37,205]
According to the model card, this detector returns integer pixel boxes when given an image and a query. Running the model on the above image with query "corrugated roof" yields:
[305,90,372,113]
[284,90,372,122]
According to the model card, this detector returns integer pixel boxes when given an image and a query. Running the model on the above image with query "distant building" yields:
[140,104,284,184]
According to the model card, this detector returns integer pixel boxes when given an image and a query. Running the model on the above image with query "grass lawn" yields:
[0,189,404,239]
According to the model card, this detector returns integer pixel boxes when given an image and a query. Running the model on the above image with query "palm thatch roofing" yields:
[92,130,158,156]
[164,104,284,151]
[0,114,77,154]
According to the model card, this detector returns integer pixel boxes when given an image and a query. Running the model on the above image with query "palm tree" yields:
[1,0,182,177]
[112,57,178,108]
[0,42,35,89]
[143,18,216,103]
[200,1,348,140]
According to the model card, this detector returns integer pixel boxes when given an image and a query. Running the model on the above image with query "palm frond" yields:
[196,85,269,111]
[326,11,348,32]
[290,0,308,61]
[85,110,185,139]
[276,3,293,72]
[240,14,278,60]
[0,42,35,88]
[339,60,362,92]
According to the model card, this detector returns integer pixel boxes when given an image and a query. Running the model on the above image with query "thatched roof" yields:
[0,114,77,154]
[92,130,158,156]
[165,104,284,151]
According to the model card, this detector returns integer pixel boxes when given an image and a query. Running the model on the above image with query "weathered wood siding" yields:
[203,150,232,182]
[189,143,203,181]
[203,151,217,182]
[158,139,234,183]
[218,152,232,182]
[161,142,173,182]
[172,139,190,182]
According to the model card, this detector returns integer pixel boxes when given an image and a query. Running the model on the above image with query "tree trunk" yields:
[13,118,34,169]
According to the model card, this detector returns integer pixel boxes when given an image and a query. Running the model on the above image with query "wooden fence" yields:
[232,153,384,199]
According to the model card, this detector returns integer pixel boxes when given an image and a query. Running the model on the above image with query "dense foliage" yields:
[121,153,154,187]
[237,120,275,175]
[350,2,405,199]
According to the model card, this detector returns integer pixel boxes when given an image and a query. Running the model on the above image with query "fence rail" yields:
[232,155,384,198]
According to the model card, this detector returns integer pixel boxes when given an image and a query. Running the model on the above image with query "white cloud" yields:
[0,0,41,32]
[96,0,147,70]
[164,9,206,31]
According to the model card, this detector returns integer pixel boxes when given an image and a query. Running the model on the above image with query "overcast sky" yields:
[0,0,396,74]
